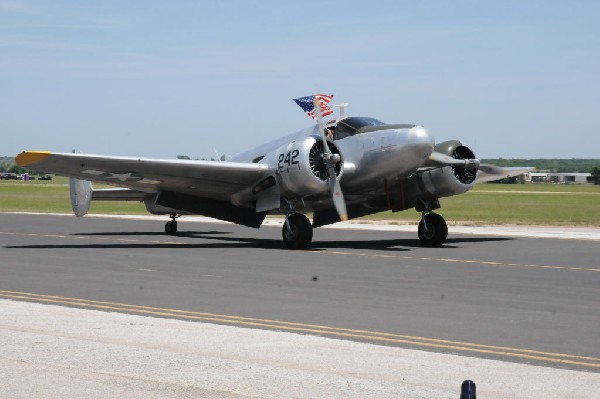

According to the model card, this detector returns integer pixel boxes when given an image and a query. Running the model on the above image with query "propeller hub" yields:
[328,153,341,164]
[309,140,342,181]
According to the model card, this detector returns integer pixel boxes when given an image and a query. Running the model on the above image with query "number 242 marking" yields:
[278,149,299,170]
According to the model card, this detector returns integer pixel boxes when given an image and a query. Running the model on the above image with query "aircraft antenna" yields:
[333,103,349,119]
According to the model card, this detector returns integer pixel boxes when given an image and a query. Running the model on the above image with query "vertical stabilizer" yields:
[69,178,93,217]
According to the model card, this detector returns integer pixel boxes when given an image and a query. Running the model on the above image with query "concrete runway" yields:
[1,213,599,373]
[3,299,599,399]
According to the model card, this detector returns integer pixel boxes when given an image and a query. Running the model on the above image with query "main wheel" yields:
[165,220,178,235]
[282,213,313,249]
[418,213,448,247]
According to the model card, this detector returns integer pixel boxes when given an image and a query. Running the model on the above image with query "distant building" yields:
[524,172,592,184]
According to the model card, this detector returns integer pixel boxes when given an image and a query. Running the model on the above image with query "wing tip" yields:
[15,151,53,167]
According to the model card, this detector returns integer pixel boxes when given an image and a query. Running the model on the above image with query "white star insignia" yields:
[82,169,105,176]
[106,172,139,182]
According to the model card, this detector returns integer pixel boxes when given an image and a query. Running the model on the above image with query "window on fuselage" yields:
[333,117,386,140]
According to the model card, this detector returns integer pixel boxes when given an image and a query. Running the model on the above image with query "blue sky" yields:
[2,1,599,159]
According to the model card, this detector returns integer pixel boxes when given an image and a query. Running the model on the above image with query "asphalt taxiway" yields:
[0,212,599,397]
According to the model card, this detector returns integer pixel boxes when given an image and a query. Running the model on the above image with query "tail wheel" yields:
[282,213,313,249]
[165,220,178,235]
[418,213,448,247]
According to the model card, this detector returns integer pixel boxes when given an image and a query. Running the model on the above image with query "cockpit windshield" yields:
[332,117,386,140]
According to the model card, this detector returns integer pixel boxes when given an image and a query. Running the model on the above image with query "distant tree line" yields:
[0,157,36,175]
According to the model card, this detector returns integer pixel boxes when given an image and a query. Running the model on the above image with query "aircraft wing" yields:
[16,151,271,203]
[476,165,535,183]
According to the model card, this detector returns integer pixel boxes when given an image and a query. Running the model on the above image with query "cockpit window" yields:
[333,117,386,139]
[343,117,385,129]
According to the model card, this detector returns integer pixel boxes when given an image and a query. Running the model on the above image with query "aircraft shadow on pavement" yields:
[4,230,514,251]
[177,231,514,251]
[75,231,231,237]
[313,236,513,250]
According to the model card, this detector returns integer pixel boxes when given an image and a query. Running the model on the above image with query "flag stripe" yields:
[293,94,334,120]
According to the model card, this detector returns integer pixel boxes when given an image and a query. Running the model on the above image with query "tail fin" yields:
[69,178,93,217]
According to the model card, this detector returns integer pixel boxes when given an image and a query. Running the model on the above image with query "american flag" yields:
[293,94,334,120]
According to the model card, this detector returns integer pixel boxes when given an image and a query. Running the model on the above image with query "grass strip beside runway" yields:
[1,177,599,225]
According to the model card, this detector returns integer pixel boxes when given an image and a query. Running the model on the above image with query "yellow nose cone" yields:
[15,151,52,166]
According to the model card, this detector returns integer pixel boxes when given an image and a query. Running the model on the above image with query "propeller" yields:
[313,98,348,221]
[428,151,480,168]
[428,151,533,183]
[476,165,535,183]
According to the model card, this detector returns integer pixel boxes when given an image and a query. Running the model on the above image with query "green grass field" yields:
[1,177,599,226]
[0,177,147,215]
[363,184,600,225]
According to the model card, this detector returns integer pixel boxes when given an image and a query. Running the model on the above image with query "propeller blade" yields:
[478,163,505,175]
[328,165,348,221]
[314,97,348,222]
[313,98,332,155]
[429,151,480,168]
[476,165,535,183]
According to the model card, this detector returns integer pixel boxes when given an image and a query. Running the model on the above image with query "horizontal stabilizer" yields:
[91,188,148,201]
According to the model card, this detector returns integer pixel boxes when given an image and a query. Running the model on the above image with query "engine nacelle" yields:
[433,140,478,184]
[144,193,189,215]
[273,135,342,198]
[409,140,478,200]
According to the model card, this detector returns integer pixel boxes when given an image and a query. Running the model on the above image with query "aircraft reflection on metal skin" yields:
[16,94,526,249]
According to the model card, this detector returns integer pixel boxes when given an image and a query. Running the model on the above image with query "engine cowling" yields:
[411,140,478,200]
[434,140,478,185]
[273,135,342,197]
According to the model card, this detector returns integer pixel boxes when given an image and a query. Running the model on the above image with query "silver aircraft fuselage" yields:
[231,121,435,199]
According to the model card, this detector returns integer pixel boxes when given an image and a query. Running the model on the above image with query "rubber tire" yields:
[165,221,178,235]
[418,213,448,247]
[282,213,313,250]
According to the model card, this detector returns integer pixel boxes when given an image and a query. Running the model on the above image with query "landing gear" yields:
[164,213,179,235]
[165,221,177,235]
[418,212,448,247]
[282,213,313,249]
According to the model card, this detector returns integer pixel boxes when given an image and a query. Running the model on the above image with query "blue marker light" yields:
[460,380,476,399]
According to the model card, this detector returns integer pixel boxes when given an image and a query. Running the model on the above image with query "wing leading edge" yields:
[16,151,273,227]
[17,151,271,198]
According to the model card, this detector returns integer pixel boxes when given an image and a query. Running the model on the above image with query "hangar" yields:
[525,172,593,184]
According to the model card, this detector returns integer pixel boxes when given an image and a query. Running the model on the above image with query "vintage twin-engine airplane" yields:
[16,96,520,249]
